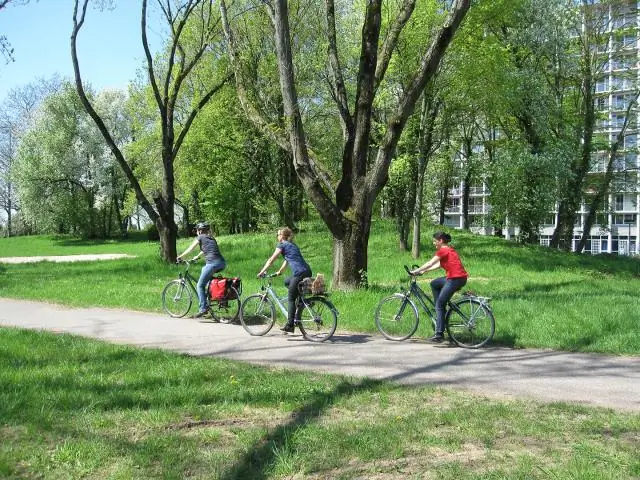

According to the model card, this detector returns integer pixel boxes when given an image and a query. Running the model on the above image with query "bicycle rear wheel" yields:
[375,294,419,341]
[162,280,193,318]
[297,296,337,342]
[210,287,241,324]
[446,298,495,348]
[240,294,276,336]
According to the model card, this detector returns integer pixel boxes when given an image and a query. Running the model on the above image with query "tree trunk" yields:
[411,94,437,259]
[332,215,371,288]
[157,216,178,263]
[6,190,11,237]
[411,165,424,257]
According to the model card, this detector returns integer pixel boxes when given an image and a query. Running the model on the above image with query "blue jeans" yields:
[431,276,467,335]
[197,261,225,313]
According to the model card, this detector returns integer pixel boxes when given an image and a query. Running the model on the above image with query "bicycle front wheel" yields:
[162,280,193,318]
[446,298,495,348]
[375,294,419,341]
[297,296,337,342]
[240,294,276,336]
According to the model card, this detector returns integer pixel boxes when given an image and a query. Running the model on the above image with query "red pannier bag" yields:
[209,277,227,300]
[226,277,241,299]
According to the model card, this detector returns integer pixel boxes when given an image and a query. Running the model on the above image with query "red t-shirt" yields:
[435,246,468,279]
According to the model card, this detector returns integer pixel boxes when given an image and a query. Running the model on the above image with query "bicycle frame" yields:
[401,274,490,327]
[405,280,437,322]
[263,283,290,318]
[177,264,199,295]
[258,277,309,319]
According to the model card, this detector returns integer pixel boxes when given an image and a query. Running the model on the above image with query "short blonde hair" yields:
[278,226,293,240]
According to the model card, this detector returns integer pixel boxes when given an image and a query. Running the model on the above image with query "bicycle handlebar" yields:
[258,272,279,279]
[404,264,421,276]
[176,258,198,267]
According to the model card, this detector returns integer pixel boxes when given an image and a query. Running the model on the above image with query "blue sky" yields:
[0,0,163,101]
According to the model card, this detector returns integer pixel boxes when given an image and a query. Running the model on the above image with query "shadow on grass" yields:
[220,378,381,480]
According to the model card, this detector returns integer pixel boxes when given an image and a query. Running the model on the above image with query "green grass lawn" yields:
[1,221,639,354]
[1,328,638,479]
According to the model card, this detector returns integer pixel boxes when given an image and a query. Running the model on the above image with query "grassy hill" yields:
[1,220,639,354]
[2,224,640,479]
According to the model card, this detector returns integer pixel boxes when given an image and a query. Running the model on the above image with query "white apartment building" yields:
[443,1,640,256]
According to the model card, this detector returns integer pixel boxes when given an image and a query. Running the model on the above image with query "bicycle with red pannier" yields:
[162,259,242,323]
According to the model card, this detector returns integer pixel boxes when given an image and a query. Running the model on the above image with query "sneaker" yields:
[193,310,207,319]
[280,324,295,333]
[427,334,445,343]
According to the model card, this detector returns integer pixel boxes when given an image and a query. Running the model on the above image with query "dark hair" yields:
[195,222,210,232]
[433,231,451,243]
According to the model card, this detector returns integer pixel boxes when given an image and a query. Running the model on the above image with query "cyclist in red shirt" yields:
[410,231,468,343]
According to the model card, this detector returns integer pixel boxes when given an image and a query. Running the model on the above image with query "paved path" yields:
[1,297,639,412]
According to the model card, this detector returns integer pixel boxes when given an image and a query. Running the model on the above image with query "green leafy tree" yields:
[12,83,127,236]
[221,0,471,289]
[0,77,61,236]
[71,0,230,261]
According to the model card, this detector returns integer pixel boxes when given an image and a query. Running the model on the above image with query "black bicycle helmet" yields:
[195,222,210,231]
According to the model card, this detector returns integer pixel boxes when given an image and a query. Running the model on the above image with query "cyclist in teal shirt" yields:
[257,226,312,333]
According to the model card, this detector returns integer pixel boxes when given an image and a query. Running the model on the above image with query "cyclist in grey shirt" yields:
[257,226,312,333]
[177,222,226,318]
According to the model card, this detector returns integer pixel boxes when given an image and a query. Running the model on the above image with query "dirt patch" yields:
[0,254,136,264]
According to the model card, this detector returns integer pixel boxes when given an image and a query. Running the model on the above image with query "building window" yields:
[612,75,634,91]
[590,154,607,172]
[612,54,637,70]
[444,216,459,228]
[594,212,608,225]
[613,213,637,224]
[613,33,637,50]
[612,112,626,127]
[624,134,637,149]
[446,198,460,211]
[540,236,551,247]
[616,194,624,210]
[596,77,609,92]
[613,94,628,109]
[468,197,484,213]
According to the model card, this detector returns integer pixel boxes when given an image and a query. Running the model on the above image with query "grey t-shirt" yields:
[277,240,311,277]
[198,234,225,264]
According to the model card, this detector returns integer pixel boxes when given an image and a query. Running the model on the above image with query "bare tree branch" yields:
[374,0,416,91]
[367,0,471,196]
[324,0,352,134]
[71,0,159,223]
[220,0,291,153]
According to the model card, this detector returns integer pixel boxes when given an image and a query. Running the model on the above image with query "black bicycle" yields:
[374,265,495,348]
[239,273,338,342]
[162,259,240,323]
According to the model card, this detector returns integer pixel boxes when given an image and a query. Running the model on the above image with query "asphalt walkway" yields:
[1,297,639,412]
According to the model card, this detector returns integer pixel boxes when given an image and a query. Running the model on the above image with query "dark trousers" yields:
[284,270,312,326]
[430,276,467,335]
